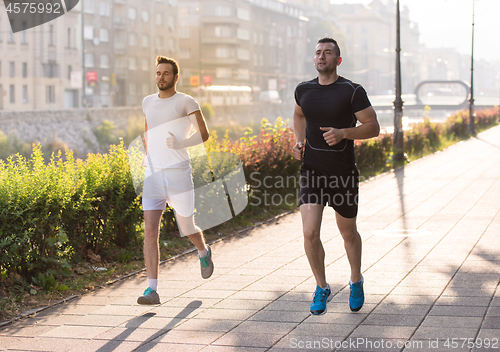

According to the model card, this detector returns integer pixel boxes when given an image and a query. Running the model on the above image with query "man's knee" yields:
[303,227,321,243]
[340,228,360,243]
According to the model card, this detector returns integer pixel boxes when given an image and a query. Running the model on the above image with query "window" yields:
[179,48,191,59]
[22,63,27,77]
[168,16,175,31]
[9,62,15,77]
[216,67,231,78]
[129,57,137,70]
[155,13,162,25]
[100,82,109,95]
[141,58,149,71]
[216,47,230,58]
[0,19,2,42]
[99,28,109,42]
[84,0,94,13]
[8,22,14,43]
[22,85,27,103]
[129,83,136,95]
[21,22,27,43]
[215,6,231,16]
[215,26,231,37]
[47,62,57,78]
[236,8,250,21]
[46,85,55,103]
[100,54,109,68]
[155,36,163,48]
[237,69,249,80]
[142,10,149,22]
[67,28,71,47]
[9,85,15,103]
[129,33,137,46]
[237,48,249,60]
[99,2,110,16]
[49,25,55,45]
[142,34,149,47]
[253,32,258,45]
[178,28,190,38]
[68,65,72,80]
[142,83,149,95]
[237,28,249,40]
[84,25,94,40]
[84,53,94,67]
[128,8,137,20]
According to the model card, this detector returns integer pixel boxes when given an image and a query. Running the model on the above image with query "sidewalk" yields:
[1,125,499,352]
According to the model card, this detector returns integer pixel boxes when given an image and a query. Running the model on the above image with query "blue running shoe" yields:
[349,277,364,312]
[310,284,332,315]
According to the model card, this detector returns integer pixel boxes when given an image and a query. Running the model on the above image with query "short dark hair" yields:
[317,37,341,57]
[156,56,179,76]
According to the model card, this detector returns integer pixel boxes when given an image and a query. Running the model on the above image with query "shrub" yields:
[201,103,215,121]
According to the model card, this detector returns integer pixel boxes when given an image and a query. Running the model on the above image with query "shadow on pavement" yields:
[95,300,202,352]
[475,135,500,150]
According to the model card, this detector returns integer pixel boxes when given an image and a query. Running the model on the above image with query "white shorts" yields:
[142,167,195,217]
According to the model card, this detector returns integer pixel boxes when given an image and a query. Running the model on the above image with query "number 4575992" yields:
[444,338,498,349]
[5,2,62,14]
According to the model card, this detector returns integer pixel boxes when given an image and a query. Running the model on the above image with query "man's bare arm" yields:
[292,103,306,160]
[166,110,210,149]
[320,106,379,146]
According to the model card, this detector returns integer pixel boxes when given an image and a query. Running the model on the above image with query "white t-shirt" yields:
[142,92,200,169]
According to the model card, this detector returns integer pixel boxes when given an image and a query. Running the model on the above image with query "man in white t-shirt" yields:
[137,56,213,305]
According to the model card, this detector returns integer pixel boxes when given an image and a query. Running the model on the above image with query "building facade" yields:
[177,0,308,105]
[0,1,81,110]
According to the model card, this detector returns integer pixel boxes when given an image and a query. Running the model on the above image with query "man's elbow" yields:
[202,131,210,142]
[372,120,380,138]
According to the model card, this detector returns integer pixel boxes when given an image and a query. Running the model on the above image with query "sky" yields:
[329,0,500,63]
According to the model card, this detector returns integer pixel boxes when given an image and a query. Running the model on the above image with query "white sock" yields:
[198,247,208,258]
[350,276,364,285]
[149,279,158,291]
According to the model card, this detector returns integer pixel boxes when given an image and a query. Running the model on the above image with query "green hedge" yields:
[0,144,143,282]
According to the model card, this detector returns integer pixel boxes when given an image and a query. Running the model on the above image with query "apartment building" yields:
[177,0,308,104]
[83,0,178,107]
[0,1,81,110]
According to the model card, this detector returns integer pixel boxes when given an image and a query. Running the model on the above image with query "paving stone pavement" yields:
[1,126,500,352]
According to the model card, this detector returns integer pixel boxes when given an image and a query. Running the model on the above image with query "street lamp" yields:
[468,0,476,135]
[81,5,86,108]
[393,0,404,162]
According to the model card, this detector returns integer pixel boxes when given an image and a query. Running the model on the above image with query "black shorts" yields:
[299,164,359,218]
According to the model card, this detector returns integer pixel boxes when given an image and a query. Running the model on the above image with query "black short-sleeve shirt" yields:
[294,76,372,171]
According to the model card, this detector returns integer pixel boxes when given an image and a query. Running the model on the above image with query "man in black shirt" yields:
[292,38,380,315]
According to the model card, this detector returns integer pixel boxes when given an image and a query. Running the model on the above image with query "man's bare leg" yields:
[176,214,214,279]
[175,214,206,251]
[144,210,163,280]
[138,210,163,304]
[335,212,362,283]
[300,203,327,288]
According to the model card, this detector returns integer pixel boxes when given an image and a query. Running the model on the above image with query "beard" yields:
[157,79,175,91]
[315,62,333,73]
